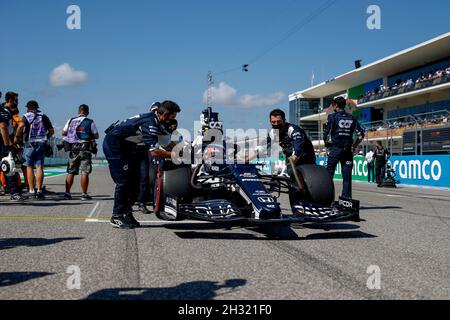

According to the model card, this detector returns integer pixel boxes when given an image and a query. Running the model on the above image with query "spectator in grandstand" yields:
[393,79,402,89]
[365,148,375,184]
[417,74,426,83]
[62,104,99,201]
[434,70,443,79]
[14,100,54,199]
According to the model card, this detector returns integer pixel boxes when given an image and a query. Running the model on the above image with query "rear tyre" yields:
[297,164,335,207]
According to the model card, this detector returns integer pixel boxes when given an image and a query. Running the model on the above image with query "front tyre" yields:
[154,165,192,221]
[296,164,335,207]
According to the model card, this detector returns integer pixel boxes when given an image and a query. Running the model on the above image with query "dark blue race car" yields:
[152,109,360,226]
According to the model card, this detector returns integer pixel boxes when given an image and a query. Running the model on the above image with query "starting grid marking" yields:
[0,216,109,221]
[84,219,212,224]
[0,215,211,224]
[1,193,206,223]
[0,200,210,224]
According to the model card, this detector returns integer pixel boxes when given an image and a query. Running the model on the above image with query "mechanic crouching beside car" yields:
[103,100,181,229]
[266,109,316,169]
[323,97,365,200]
[248,109,316,177]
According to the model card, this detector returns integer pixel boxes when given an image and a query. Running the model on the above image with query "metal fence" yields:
[307,110,450,156]
[361,110,450,155]
[357,74,450,104]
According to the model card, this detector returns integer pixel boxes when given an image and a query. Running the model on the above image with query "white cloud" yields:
[49,63,88,87]
[203,81,285,109]
[203,82,237,106]
[239,92,285,109]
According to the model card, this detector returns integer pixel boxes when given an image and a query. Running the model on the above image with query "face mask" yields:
[272,124,283,131]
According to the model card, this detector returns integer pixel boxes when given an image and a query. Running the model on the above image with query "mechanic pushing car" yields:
[103,100,181,229]
[323,97,365,200]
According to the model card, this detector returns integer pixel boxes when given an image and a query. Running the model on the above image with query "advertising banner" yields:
[316,155,450,188]
[389,155,450,188]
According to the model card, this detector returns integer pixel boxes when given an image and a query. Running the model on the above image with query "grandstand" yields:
[289,32,450,156]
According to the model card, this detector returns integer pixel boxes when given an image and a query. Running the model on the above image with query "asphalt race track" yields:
[0,167,449,300]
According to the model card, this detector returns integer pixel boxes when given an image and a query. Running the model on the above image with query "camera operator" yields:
[0,92,26,201]
[62,104,99,201]
[14,100,54,199]
[324,97,365,200]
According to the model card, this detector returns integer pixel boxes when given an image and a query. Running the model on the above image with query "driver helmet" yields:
[203,143,225,165]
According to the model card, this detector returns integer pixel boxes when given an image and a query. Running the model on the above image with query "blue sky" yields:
[1,0,449,140]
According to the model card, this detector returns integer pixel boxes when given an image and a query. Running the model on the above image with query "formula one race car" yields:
[154,160,360,225]
[151,108,360,226]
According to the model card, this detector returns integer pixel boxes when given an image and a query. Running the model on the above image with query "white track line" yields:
[85,202,101,222]
[85,219,211,224]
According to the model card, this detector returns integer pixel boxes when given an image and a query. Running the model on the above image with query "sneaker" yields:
[110,215,135,229]
[127,214,141,228]
[10,194,27,202]
[155,210,177,221]
[81,194,93,201]
[41,186,56,195]
[24,191,36,199]
[36,192,45,200]
[138,203,152,215]
[63,193,72,200]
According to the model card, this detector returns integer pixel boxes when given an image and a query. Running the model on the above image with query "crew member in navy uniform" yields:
[250,109,316,176]
[135,101,164,215]
[103,100,181,229]
[323,97,365,200]
[267,109,316,168]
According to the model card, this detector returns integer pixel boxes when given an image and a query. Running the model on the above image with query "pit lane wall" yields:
[316,155,450,188]
[45,157,69,167]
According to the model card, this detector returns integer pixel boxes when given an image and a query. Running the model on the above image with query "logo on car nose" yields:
[258,197,275,203]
